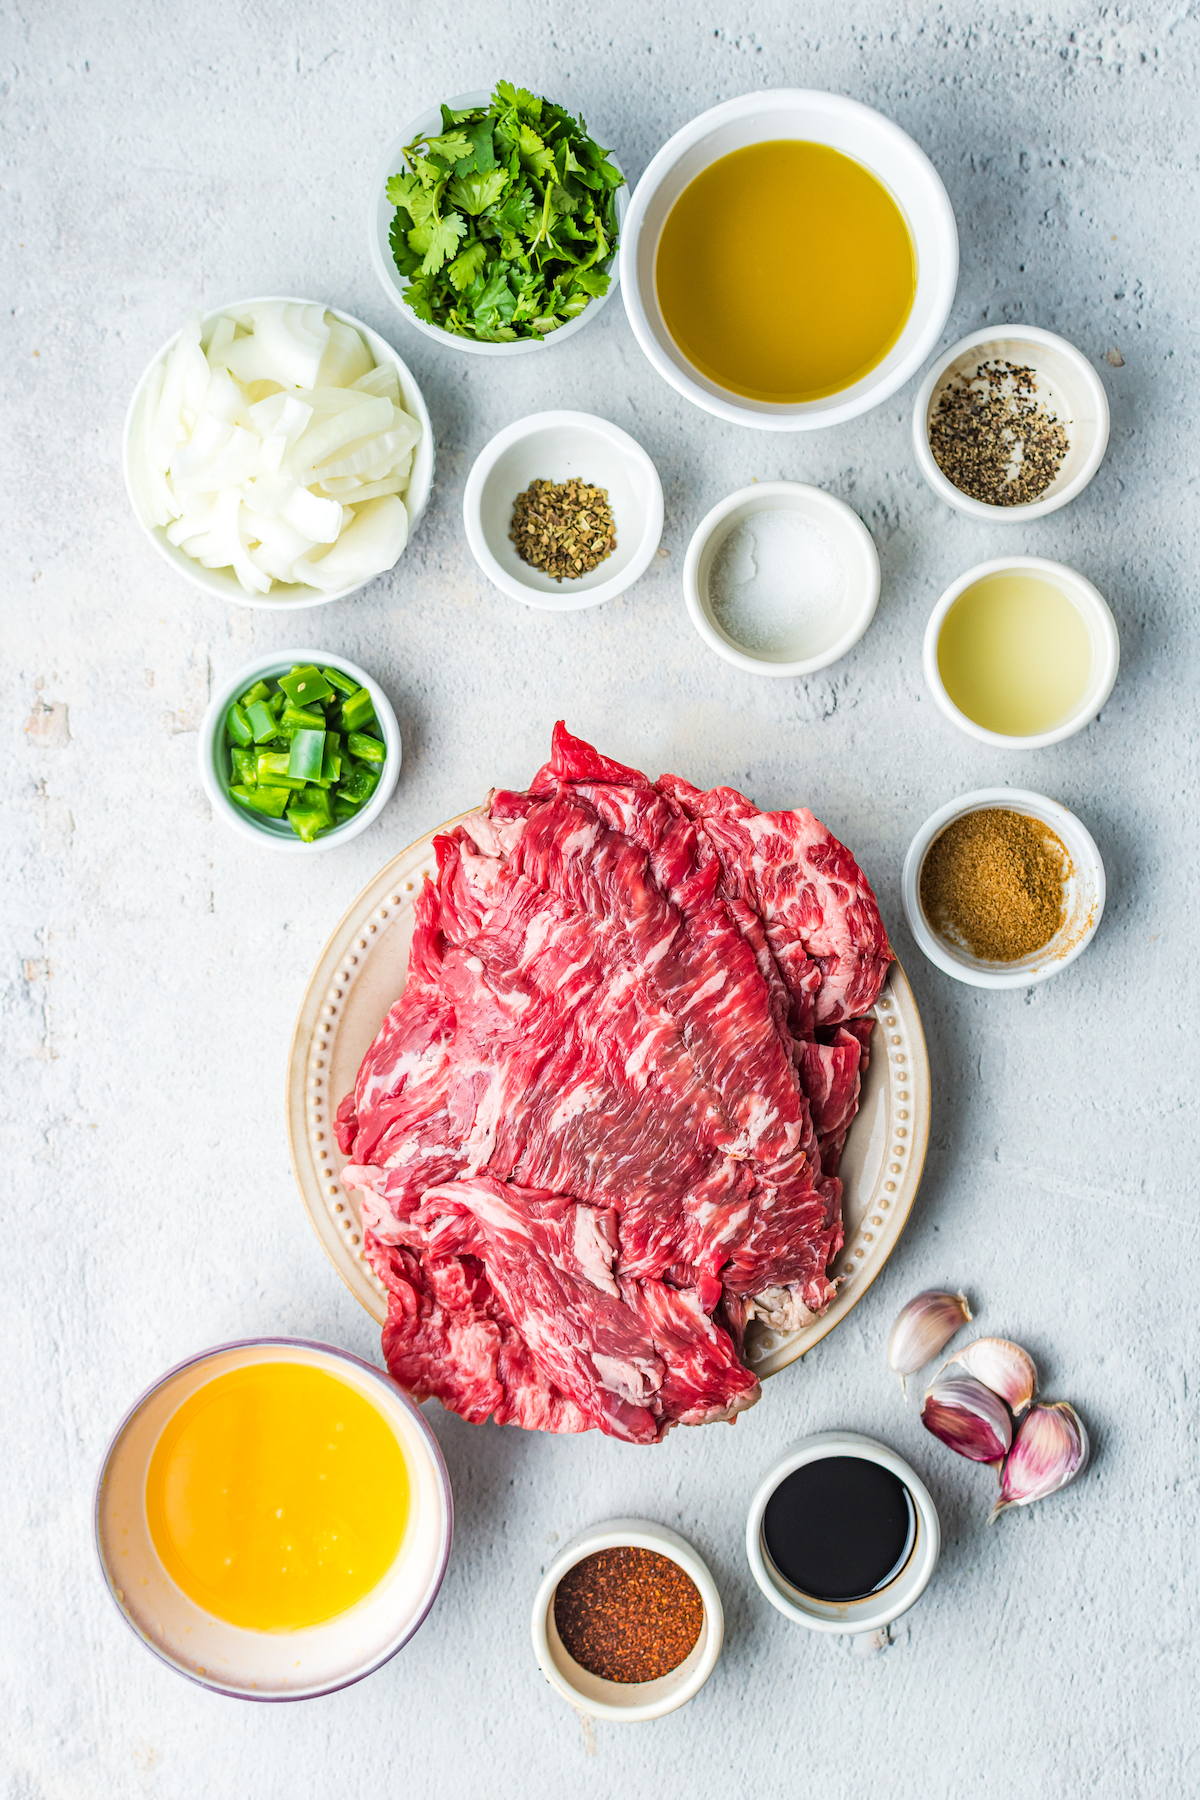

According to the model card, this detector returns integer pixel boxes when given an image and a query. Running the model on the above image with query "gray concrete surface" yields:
[4,3,1198,1796]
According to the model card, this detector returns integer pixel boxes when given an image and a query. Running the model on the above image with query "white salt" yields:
[708,509,845,656]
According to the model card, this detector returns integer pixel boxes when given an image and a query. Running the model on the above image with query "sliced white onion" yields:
[351,363,402,405]
[316,319,374,388]
[280,485,344,544]
[134,304,418,593]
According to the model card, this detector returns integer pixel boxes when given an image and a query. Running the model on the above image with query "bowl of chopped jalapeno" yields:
[199,650,401,851]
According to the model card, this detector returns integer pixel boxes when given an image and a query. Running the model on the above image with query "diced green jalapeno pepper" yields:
[340,687,377,732]
[322,666,360,697]
[347,731,385,765]
[280,702,326,732]
[226,702,254,748]
[239,678,271,708]
[287,729,326,782]
[255,751,307,790]
[279,664,335,707]
[340,764,380,806]
[230,746,258,788]
[246,699,278,743]
[230,783,291,818]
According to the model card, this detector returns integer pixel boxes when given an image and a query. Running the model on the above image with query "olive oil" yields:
[655,140,916,404]
[937,572,1093,736]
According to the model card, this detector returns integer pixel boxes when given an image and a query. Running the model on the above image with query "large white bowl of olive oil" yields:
[923,556,1121,750]
[619,90,958,431]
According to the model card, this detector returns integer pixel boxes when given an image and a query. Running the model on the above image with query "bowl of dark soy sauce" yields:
[746,1432,941,1632]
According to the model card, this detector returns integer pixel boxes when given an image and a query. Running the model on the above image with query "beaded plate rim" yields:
[286,814,930,1380]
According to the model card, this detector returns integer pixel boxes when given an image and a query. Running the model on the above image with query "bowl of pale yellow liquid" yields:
[923,557,1120,749]
[618,90,958,430]
[95,1340,452,1699]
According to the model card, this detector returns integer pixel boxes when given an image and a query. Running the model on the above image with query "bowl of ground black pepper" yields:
[912,326,1110,520]
[463,410,664,610]
[531,1518,723,1721]
[902,787,1106,988]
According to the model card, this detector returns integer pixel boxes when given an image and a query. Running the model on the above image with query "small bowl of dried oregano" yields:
[901,787,1106,989]
[911,325,1110,522]
[462,410,664,610]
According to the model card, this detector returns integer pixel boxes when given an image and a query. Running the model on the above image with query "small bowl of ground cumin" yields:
[902,787,1105,988]
[531,1518,723,1721]
[912,326,1110,522]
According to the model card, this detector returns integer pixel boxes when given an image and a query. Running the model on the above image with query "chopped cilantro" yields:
[386,81,624,342]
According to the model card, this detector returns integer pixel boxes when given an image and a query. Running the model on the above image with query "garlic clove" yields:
[940,1337,1038,1415]
[921,1373,1012,1463]
[887,1289,972,1388]
[991,1401,1089,1521]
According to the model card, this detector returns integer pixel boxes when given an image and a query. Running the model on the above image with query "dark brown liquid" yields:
[763,1455,916,1602]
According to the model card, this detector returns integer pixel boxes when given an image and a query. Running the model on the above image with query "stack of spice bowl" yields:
[531,1519,723,1721]
[902,788,1106,988]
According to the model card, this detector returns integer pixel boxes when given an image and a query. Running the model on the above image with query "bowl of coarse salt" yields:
[683,482,880,677]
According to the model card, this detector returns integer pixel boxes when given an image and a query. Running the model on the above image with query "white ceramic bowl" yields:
[123,299,434,610]
[923,555,1120,749]
[912,325,1110,520]
[198,649,401,853]
[746,1432,940,1634]
[619,89,958,431]
[368,91,628,356]
[901,787,1106,988]
[463,411,664,610]
[683,482,880,676]
[531,1518,723,1722]
[94,1338,453,1701]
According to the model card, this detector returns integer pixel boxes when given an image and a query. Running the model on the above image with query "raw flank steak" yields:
[336,724,892,1442]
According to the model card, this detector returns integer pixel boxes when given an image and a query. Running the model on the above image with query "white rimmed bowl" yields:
[198,649,401,853]
[368,91,628,356]
[901,787,1106,988]
[463,411,664,610]
[913,325,1110,520]
[746,1433,940,1634]
[123,298,434,610]
[684,482,879,676]
[531,1519,723,1722]
[619,89,958,431]
[923,556,1120,749]
[94,1338,453,1701]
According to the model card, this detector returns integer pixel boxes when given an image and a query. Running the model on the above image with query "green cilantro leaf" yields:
[448,239,488,291]
[425,130,473,165]
[408,211,466,275]
[448,168,508,215]
[493,81,542,120]
[516,123,555,180]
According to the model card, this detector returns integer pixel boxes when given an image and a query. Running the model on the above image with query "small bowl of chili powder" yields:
[902,786,1106,989]
[531,1519,723,1721]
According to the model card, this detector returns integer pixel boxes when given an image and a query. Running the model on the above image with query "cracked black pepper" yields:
[510,477,617,582]
[929,360,1069,506]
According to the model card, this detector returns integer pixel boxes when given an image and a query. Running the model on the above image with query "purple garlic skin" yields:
[888,1290,972,1382]
[941,1337,1038,1415]
[992,1401,1090,1521]
[921,1373,1013,1463]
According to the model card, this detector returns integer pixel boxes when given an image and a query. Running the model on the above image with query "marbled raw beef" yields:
[337,725,891,1442]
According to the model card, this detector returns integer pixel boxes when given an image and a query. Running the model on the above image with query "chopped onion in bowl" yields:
[134,304,422,596]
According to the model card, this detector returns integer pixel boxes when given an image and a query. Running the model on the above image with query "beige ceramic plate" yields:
[286,817,930,1379]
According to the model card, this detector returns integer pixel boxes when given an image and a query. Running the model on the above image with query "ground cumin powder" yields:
[553,1546,704,1683]
[920,807,1071,961]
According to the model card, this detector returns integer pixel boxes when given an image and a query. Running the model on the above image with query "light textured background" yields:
[3,3,1198,1796]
